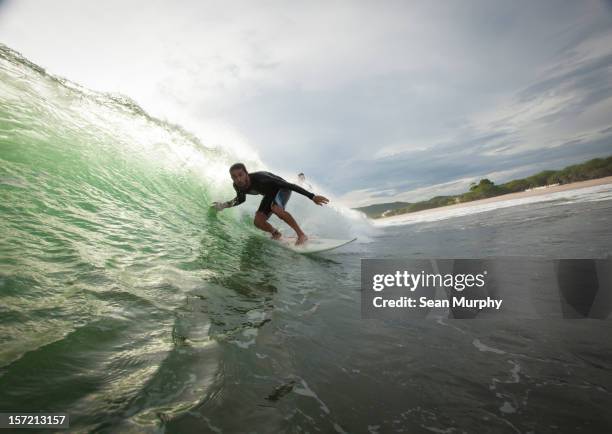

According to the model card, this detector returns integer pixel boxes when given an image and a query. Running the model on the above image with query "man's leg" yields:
[270,204,308,245]
[254,212,281,239]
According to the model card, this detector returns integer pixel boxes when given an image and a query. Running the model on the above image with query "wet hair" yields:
[298,172,305,177]
[229,162,247,173]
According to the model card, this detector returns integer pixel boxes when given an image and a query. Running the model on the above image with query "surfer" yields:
[297,172,313,190]
[211,163,329,245]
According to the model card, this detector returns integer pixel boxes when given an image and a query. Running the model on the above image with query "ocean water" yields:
[1,44,612,433]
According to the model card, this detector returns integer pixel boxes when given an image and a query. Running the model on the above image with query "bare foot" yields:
[295,234,308,245]
[271,229,282,240]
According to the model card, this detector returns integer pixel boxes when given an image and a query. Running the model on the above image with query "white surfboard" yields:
[275,236,357,254]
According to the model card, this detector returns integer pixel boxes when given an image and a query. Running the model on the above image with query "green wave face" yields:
[0,43,369,431]
[0,44,270,278]
[0,43,262,313]
[0,44,288,424]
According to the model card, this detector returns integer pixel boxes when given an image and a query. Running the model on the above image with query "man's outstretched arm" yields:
[212,190,246,211]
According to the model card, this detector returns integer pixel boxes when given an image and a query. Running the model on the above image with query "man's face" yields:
[230,168,249,189]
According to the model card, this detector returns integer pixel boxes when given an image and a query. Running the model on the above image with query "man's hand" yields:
[211,201,227,211]
[312,195,329,206]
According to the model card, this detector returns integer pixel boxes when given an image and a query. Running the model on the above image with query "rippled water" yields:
[1,44,611,433]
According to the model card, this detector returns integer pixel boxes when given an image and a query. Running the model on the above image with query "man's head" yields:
[298,172,305,181]
[230,162,249,189]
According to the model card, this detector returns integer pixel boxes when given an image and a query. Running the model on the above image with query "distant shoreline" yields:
[378,176,612,221]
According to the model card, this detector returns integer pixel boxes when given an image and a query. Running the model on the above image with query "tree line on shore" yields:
[356,155,612,218]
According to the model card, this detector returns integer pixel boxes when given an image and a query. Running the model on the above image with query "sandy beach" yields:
[379,176,612,220]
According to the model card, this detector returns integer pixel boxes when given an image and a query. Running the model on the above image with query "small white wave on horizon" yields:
[373,183,612,227]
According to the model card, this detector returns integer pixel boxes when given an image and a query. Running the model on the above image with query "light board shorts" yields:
[274,189,292,209]
[258,189,292,218]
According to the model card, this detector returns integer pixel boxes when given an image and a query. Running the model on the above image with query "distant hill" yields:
[354,201,411,218]
[354,155,612,219]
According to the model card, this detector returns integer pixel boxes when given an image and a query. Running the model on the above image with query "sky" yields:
[1,0,611,207]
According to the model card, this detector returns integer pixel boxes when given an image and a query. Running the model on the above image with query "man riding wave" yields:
[212,163,329,245]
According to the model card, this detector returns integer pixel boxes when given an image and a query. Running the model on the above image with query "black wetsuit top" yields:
[225,171,315,215]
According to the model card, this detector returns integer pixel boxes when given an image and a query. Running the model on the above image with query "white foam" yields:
[473,339,506,355]
[294,378,331,415]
